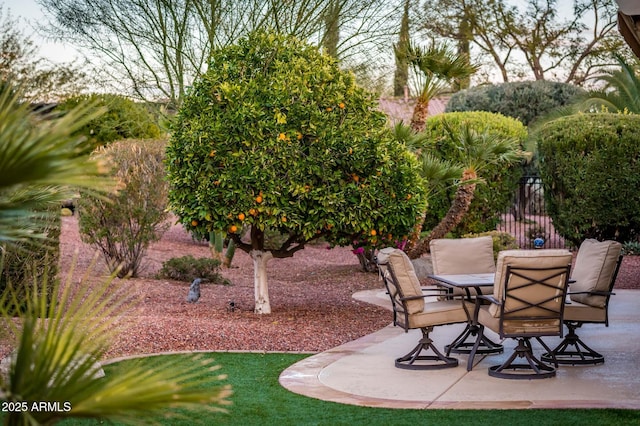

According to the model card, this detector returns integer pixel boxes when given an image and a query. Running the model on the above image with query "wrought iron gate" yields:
[496,176,566,249]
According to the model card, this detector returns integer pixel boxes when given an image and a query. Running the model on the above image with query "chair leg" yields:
[395,326,458,370]
[541,322,605,366]
[488,337,556,379]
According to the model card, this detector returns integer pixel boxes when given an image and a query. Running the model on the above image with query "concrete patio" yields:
[280,289,640,409]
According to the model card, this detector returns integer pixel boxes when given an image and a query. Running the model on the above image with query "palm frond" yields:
[0,82,114,246]
[0,257,232,425]
[419,153,464,187]
[391,122,431,152]
[441,119,528,174]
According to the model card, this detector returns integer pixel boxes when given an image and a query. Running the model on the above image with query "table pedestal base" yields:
[446,324,503,359]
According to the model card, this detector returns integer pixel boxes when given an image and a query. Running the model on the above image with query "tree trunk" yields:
[404,209,427,253]
[251,249,273,314]
[407,180,477,259]
[410,99,430,133]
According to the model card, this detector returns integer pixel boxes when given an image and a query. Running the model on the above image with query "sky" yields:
[3,0,81,64]
[5,0,583,66]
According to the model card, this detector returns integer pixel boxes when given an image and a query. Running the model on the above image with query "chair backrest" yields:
[376,248,425,319]
[430,236,496,274]
[491,250,572,337]
[570,239,623,308]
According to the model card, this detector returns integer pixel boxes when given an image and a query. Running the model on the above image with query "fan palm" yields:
[396,41,477,133]
[404,121,527,259]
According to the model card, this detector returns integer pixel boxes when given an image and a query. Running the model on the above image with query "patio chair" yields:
[430,236,496,298]
[375,248,469,370]
[468,249,572,379]
[541,239,623,366]
[430,236,501,356]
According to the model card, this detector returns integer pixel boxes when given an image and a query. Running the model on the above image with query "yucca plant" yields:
[0,257,232,425]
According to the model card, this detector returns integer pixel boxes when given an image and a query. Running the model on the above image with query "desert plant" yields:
[0,262,232,425]
[396,40,477,133]
[537,113,640,245]
[446,80,585,126]
[157,255,229,284]
[412,112,528,245]
[167,30,426,313]
[406,118,527,259]
[56,93,162,149]
[78,139,170,278]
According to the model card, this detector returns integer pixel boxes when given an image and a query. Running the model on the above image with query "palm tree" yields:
[404,121,527,259]
[0,83,232,424]
[396,41,477,133]
[583,55,640,113]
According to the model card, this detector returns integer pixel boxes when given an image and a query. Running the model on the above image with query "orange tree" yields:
[166,31,426,314]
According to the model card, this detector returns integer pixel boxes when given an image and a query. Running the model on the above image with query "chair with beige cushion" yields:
[430,236,501,355]
[541,239,623,366]
[468,249,572,379]
[376,248,470,370]
[430,236,496,298]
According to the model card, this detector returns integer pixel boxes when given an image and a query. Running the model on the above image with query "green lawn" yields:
[58,352,639,426]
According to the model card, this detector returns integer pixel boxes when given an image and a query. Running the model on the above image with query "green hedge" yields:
[56,93,162,149]
[537,113,640,245]
[419,111,528,236]
[446,81,585,126]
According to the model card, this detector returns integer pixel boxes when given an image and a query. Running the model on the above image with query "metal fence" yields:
[496,176,566,250]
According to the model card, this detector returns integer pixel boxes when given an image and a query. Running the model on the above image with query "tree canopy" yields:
[38,0,397,106]
[166,30,426,313]
[418,0,626,85]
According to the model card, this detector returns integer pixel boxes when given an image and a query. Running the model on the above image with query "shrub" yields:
[56,93,162,149]
[157,255,229,284]
[622,241,640,256]
[419,111,528,236]
[536,113,640,246]
[446,80,585,126]
[462,231,520,260]
[168,31,426,253]
[78,139,170,277]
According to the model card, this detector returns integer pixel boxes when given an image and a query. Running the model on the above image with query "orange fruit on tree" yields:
[406,194,412,200]
[191,220,198,227]
[229,225,238,233]
[296,132,303,140]
[281,216,287,223]
[209,150,216,157]
[249,208,257,216]
[213,180,220,186]
[278,133,286,141]
[370,230,377,236]
[238,213,245,221]
[326,107,332,112]
[255,195,263,203]
[338,102,345,109]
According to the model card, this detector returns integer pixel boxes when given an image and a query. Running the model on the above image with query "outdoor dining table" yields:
[428,273,504,370]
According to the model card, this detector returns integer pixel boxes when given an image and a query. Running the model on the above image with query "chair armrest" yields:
[475,294,500,305]
[568,290,615,297]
